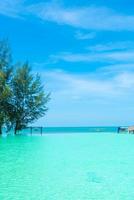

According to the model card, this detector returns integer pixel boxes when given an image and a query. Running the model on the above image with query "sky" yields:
[0,0,134,126]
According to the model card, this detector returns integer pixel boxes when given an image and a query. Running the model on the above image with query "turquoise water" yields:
[0,132,133,199]
[11,126,120,135]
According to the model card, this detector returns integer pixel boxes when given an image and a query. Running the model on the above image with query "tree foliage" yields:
[0,40,13,134]
[11,63,50,134]
[0,40,50,135]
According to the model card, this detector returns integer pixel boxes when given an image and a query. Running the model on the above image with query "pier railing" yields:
[6,126,128,135]
[17,126,127,135]
[18,127,43,135]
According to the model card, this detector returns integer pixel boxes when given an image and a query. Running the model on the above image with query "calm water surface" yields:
[0,132,134,200]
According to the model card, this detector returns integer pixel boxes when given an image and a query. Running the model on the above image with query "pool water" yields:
[0,132,134,200]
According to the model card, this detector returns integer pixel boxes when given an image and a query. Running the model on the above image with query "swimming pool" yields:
[0,132,133,199]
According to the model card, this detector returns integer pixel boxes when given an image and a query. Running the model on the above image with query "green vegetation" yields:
[0,40,50,135]
[0,40,13,134]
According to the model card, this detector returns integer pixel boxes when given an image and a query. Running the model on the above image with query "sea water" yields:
[9,126,120,135]
[0,131,133,200]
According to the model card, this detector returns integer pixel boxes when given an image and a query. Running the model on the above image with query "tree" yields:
[10,62,50,134]
[0,40,13,134]
[0,39,50,135]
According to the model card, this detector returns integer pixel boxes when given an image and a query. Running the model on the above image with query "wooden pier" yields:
[21,126,134,135]
[117,127,128,133]
[128,126,134,134]
[26,127,43,135]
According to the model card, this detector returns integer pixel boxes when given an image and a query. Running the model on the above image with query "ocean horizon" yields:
[2,126,128,135]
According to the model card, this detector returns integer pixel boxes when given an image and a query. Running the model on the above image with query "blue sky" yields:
[1,0,134,126]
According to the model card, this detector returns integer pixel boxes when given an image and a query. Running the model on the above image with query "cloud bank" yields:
[1,1,134,31]
[28,2,134,31]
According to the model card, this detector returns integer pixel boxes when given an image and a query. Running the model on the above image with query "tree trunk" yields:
[0,126,2,135]
[14,126,17,135]
[14,123,18,135]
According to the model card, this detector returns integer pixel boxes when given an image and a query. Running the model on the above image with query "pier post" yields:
[41,127,43,135]
[117,127,120,133]
[30,127,32,135]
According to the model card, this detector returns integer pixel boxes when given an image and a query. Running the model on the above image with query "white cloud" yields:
[35,66,134,126]
[1,1,134,32]
[50,50,134,63]
[87,41,134,52]
[99,63,134,75]
[115,72,134,89]
[28,2,134,31]
[41,70,134,100]
[0,0,24,18]
[49,41,134,65]
[75,31,96,40]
